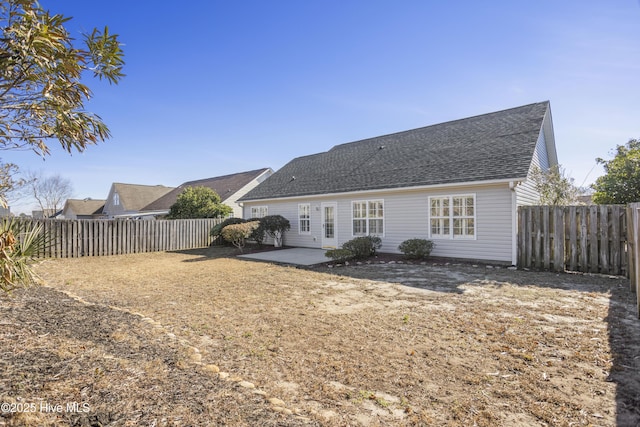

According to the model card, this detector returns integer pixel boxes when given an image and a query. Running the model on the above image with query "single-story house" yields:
[141,168,273,218]
[102,183,175,219]
[62,198,107,219]
[238,101,557,265]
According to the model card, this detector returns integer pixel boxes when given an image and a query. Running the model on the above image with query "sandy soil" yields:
[1,245,639,426]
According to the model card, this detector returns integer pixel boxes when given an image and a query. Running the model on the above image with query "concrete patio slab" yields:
[238,248,328,266]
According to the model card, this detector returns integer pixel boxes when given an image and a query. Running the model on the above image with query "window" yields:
[429,195,475,239]
[352,200,384,236]
[113,193,120,206]
[250,206,268,218]
[298,204,310,234]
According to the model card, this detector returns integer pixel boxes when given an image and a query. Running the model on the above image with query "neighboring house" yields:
[103,183,175,219]
[577,195,593,205]
[239,101,557,265]
[141,168,273,218]
[62,198,107,219]
[32,209,62,219]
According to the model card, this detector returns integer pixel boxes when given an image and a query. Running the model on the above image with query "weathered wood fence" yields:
[625,203,640,318]
[517,205,627,275]
[27,218,221,258]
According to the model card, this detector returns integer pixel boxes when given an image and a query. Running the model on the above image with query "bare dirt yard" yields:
[1,245,640,426]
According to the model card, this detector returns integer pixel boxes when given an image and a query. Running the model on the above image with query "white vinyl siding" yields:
[352,200,384,236]
[516,129,553,206]
[242,182,514,262]
[298,204,311,234]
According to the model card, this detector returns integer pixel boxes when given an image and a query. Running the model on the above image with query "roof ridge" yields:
[329,101,549,152]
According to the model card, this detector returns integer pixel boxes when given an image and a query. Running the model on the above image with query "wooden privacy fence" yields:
[26,218,221,258]
[518,205,627,275]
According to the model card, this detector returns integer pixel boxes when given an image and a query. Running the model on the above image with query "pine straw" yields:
[2,245,639,426]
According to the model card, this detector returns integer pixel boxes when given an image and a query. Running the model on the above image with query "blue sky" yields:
[6,1,640,213]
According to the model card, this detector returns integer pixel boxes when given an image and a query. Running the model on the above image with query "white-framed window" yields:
[352,200,384,236]
[113,193,120,206]
[298,203,310,234]
[250,206,268,218]
[429,195,475,239]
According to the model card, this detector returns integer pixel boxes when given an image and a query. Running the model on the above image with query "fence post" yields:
[627,206,636,291]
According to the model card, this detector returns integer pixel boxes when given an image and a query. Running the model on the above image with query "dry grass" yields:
[1,245,639,426]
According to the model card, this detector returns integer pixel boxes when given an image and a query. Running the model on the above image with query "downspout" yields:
[509,181,519,266]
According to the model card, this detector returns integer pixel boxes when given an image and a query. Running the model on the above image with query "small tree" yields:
[258,215,290,247]
[0,0,125,157]
[221,221,259,253]
[531,165,580,205]
[167,186,232,219]
[23,171,73,216]
[592,139,640,204]
[0,0,125,209]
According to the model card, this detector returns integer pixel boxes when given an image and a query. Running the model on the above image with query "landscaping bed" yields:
[1,246,639,426]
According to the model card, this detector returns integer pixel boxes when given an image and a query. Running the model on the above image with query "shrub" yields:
[325,248,355,262]
[0,219,48,293]
[398,239,435,259]
[258,215,291,247]
[247,219,265,246]
[210,218,246,244]
[221,222,260,253]
[341,236,382,260]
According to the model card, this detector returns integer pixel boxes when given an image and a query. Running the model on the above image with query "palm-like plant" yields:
[0,219,47,293]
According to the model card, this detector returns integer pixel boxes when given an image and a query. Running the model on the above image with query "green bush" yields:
[210,218,246,243]
[325,248,355,262]
[221,222,260,253]
[341,236,382,260]
[258,215,290,247]
[398,239,435,259]
[247,219,265,246]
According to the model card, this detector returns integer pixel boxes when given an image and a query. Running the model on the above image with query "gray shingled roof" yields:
[64,198,105,216]
[239,102,551,201]
[142,168,272,211]
[112,183,175,211]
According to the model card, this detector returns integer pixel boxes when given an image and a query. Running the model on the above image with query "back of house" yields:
[239,101,557,264]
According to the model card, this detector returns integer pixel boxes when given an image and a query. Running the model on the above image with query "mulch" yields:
[0,286,318,427]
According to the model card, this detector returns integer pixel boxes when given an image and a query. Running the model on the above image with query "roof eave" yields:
[240,177,528,203]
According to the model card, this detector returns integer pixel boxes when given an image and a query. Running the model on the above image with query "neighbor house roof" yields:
[142,168,273,211]
[63,198,106,216]
[240,102,553,201]
[111,183,175,211]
